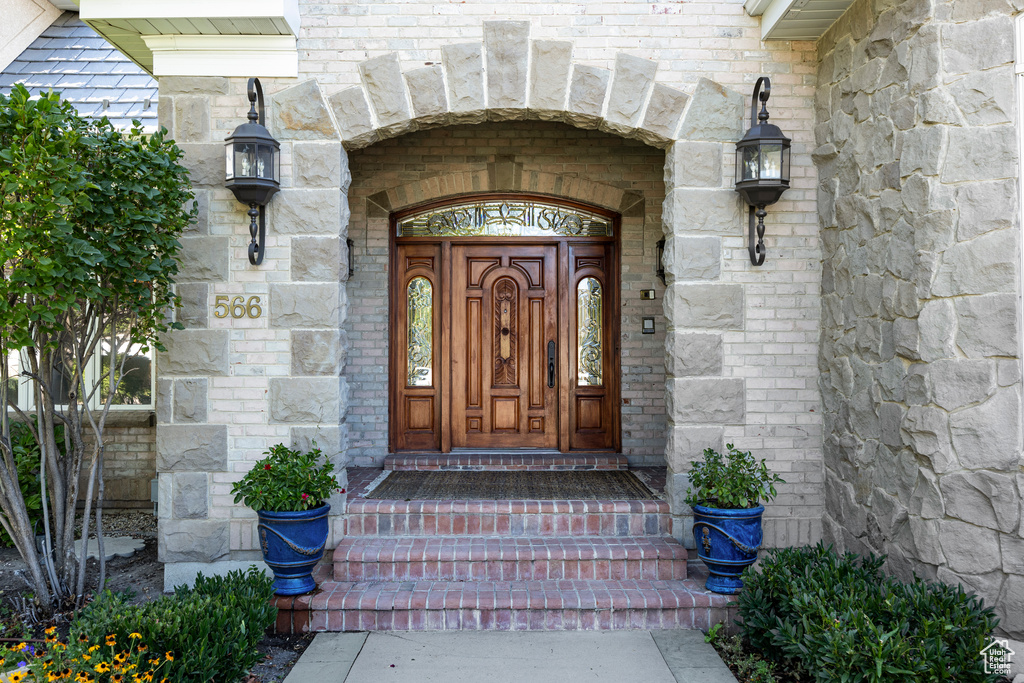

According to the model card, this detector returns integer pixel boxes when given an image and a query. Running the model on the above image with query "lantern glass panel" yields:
[225,145,234,180]
[781,145,791,182]
[759,144,783,180]
[740,145,759,181]
[234,143,258,179]
[256,144,275,180]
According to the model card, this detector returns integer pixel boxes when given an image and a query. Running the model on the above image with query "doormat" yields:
[366,470,655,500]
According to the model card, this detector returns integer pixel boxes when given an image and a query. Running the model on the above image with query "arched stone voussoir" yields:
[334,31,742,151]
[269,79,341,142]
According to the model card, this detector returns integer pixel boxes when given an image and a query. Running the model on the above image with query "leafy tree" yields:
[0,84,194,611]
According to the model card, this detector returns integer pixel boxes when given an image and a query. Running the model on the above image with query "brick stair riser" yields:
[306,606,734,632]
[343,512,669,537]
[333,558,686,582]
[384,455,629,471]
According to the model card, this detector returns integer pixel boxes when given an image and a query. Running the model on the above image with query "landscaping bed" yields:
[0,511,311,683]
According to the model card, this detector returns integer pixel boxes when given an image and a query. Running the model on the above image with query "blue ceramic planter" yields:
[692,504,764,594]
[257,504,330,596]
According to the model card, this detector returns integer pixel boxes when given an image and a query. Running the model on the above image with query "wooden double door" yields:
[391,240,619,453]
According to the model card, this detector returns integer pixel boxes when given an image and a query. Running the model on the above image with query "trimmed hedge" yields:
[737,543,1000,683]
[73,567,276,683]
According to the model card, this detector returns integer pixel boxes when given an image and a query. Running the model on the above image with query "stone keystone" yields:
[602,53,658,136]
[484,21,530,111]
[359,53,413,130]
[678,78,743,143]
[270,80,340,141]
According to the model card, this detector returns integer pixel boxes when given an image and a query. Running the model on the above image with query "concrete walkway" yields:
[283,630,737,683]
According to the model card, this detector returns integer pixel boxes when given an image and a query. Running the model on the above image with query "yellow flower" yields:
[105,636,117,647]
[112,674,124,683]
[88,645,100,653]
[95,662,111,673]
[136,644,147,653]
[148,659,160,667]
[10,673,26,683]
[129,633,141,640]
[48,673,59,682]
[164,652,174,662]
[14,642,26,651]
[82,654,91,661]
[114,653,128,664]
[45,635,57,644]
[45,626,57,635]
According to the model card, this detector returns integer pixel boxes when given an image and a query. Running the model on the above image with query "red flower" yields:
[301,493,309,500]
[264,464,271,470]
[340,488,346,494]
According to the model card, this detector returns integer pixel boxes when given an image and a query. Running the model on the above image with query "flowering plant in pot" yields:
[231,443,341,595]
[684,444,784,594]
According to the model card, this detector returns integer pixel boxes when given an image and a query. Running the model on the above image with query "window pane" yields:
[407,277,433,387]
[397,200,613,237]
[577,278,603,386]
[4,352,20,406]
[101,343,153,406]
[759,144,783,179]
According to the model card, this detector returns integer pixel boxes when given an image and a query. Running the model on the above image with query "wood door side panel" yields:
[392,243,442,451]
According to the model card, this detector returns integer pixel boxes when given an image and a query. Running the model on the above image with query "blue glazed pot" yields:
[692,503,764,594]
[257,504,330,596]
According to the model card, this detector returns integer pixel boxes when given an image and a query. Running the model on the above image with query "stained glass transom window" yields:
[577,278,603,386]
[397,200,613,237]
[407,277,433,386]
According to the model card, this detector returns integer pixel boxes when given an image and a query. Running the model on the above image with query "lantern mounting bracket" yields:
[734,75,791,267]
[225,76,280,267]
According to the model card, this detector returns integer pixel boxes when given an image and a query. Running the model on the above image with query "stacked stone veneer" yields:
[154,11,824,583]
[816,0,1023,636]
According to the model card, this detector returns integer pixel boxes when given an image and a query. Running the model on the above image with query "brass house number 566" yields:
[213,295,263,319]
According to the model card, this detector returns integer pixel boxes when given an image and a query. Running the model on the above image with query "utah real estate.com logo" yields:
[981,638,1015,677]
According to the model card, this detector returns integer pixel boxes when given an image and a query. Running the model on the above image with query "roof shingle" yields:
[0,11,158,131]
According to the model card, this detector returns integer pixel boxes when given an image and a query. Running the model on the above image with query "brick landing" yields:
[384,453,628,471]
[271,465,735,633]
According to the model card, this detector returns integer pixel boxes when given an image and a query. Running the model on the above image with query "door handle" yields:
[547,341,556,388]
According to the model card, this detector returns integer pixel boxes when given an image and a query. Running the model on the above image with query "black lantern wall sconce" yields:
[225,77,281,266]
[655,238,666,285]
[735,76,791,266]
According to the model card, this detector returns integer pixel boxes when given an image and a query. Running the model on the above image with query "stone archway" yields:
[265,21,750,544]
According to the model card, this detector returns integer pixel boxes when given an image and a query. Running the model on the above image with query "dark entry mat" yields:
[367,470,655,500]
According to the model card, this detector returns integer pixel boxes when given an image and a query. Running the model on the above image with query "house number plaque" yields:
[213,295,263,319]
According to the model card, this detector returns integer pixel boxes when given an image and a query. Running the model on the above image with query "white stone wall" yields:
[154,0,825,581]
[816,0,1024,638]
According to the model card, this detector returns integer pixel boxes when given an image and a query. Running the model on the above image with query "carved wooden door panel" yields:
[450,245,559,448]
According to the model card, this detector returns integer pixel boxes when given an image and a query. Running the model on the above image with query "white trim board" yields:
[143,34,298,77]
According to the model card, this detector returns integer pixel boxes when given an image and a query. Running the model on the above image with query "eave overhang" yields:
[745,0,856,41]
[78,0,299,77]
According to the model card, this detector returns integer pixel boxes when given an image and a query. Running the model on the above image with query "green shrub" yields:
[737,543,1000,683]
[73,567,276,682]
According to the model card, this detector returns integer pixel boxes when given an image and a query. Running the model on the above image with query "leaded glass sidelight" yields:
[577,278,603,386]
[397,200,613,237]
[407,277,433,386]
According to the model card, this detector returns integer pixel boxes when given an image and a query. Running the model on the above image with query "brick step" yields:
[333,536,687,582]
[384,453,628,471]
[343,499,670,537]
[272,570,736,633]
